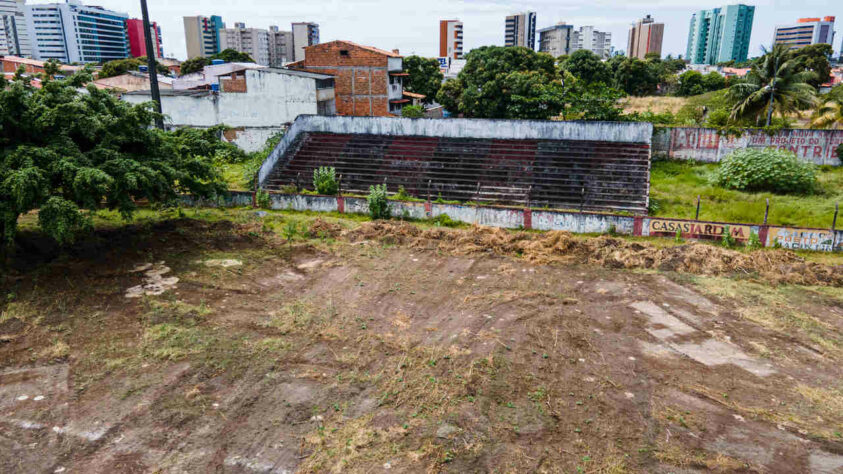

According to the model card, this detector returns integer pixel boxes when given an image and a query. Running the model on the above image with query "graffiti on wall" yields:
[768,227,835,252]
[659,128,843,166]
[648,219,753,241]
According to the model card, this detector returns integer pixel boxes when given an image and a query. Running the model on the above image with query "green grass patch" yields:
[649,160,843,228]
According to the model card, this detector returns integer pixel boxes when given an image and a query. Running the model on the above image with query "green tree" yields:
[402,56,443,105]
[559,50,612,85]
[213,49,255,63]
[728,44,818,125]
[614,57,658,96]
[180,57,210,75]
[442,46,563,119]
[561,72,625,121]
[0,70,225,249]
[811,85,843,129]
[701,71,726,92]
[677,70,705,96]
[790,43,832,89]
[401,105,425,118]
[99,58,143,79]
[435,79,464,114]
[180,49,255,76]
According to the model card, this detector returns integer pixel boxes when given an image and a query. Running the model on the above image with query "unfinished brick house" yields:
[287,40,415,116]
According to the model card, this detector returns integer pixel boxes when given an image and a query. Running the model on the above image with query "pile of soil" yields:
[344,221,842,286]
[307,218,343,238]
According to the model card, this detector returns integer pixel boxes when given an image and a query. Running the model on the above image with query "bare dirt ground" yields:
[1,213,843,473]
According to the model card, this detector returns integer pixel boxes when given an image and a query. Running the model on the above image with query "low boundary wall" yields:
[653,127,843,166]
[184,191,843,253]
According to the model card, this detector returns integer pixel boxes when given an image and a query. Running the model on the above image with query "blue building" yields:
[686,4,755,65]
[25,0,129,63]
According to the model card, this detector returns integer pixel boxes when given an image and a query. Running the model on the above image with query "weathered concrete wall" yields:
[180,191,843,253]
[223,127,284,153]
[653,127,843,166]
[258,115,653,186]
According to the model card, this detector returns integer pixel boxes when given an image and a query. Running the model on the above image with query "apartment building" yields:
[439,19,463,59]
[220,22,270,66]
[505,12,536,49]
[571,26,612,59]
[269,26,294,67]
[288,40,406,116]
[686,4,755,65]
[126,18,162,58]
[25,0,129,63]
[0,0,31,57]
[773,17,835,51]
[183,15,224,58]
[292,22,319,62]
[627,15,664,59]
[538,22,573,57]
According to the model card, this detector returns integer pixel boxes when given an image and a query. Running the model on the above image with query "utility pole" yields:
[140,0,164,130]
[765,53,779,127]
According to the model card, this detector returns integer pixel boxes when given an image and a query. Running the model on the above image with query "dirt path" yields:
[1,218,842,473]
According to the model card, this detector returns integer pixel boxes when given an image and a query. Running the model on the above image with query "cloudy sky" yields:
[33,0,842,60]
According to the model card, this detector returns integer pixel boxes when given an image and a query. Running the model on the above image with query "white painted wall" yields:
[123,69,319,129]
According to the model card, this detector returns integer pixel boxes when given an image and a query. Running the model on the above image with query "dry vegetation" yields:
[1,210,842,472]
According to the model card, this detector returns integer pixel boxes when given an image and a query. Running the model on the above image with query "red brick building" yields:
[288,40,411,116]
[0,56,80,76]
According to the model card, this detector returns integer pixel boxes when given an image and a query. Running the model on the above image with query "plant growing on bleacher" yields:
[367,184,391,220]
[313,167,339,195]
[255,189,271,209]
[715,148,816,194]
[720,225,736,249]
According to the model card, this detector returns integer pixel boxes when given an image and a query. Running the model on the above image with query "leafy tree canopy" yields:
[559,50,612,85]
[614,57,659,96]
[789,43,832,89]
[401,105,425,118]
[180,49,255,75]
[436,46,564,119]
[0,70,228,249]
[402,56,443,105]
[98,57,168,79]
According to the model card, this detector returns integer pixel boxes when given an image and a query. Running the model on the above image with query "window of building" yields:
[339,50,349,57]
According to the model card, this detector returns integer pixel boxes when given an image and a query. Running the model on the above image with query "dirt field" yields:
[2,212,843,473]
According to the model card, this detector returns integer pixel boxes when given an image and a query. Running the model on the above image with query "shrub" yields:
[401,105,425,118]
[715,148,817,194]
[432,213,458,227]
[367,184,390,220]
[255,188,270,209]
[393,185,413,201]
[313,167,338,195]
[721,225,736,248]
[746,231,762,250]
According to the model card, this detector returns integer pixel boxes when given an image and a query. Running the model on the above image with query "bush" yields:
[313,167,338,195]
[255,188,270,209]
[401,105,425,118]
[715,148,817,194]
[367,184,390,220]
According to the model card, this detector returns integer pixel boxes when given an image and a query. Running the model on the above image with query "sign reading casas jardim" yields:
[648,218,754,241]
[768,227,835,252]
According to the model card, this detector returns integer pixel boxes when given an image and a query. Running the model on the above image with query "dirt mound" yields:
[344,222,842,286]
[307,218,343,238]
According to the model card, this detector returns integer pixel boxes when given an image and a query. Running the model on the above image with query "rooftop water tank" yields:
[211,59,225,65]
[138,65,148,73]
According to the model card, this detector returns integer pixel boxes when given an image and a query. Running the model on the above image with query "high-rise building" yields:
[686,4,755,65]
[269,26,294,68]
[0,0,31,57]
[505,12,536,49]
[439,19,463,59]
[25,0,129,63]
[627,15,664,59]
[220,22,271,66]
[126,18,162,58]
[291,22,319,62]
[571,26,612,59]
[183,15,224,58]
[773,17,835,51]
[538,22,573,57]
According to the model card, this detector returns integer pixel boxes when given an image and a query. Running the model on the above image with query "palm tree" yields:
[811,88,843,129]
[728,44,818,126]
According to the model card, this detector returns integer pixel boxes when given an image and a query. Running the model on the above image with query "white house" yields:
[122,67,335,151]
